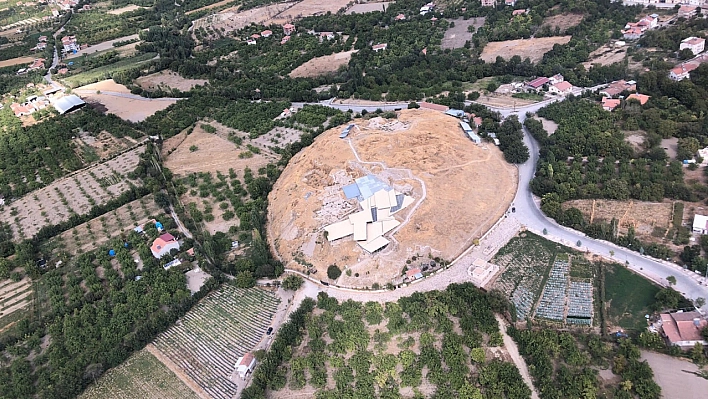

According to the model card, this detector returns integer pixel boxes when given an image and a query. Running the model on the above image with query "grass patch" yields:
[673,202,684,228]
[569,256,595,279]
[62,52,157,88]
[604,262,659,331]
[78,349,200,399]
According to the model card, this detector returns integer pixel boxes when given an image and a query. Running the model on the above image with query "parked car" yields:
[266,327,273,335]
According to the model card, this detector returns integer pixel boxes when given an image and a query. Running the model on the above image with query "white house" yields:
[680,37,705,55]
[150,233,180,258]
[372,43,388,52]
[669,62,699,81]
[692,214,708,234]
[548,81,573,95]
[235,353,256,378]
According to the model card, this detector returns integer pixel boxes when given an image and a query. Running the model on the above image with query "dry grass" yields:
[75,79,131,94]
[185,0,235,15]
[480,36,572,63]
[106,4,145,15]
[79,94,179,123]
[267,109,517,286]
[268,0,351,24]
[0,55,33,67]
[137,71,208,91]
[540,13,584,32]
[583,44,627,68]
[441,17,485,49]
[563,199,672,236]
[345,1,393,14]
[0,278,32,327]
[288,50,356,78]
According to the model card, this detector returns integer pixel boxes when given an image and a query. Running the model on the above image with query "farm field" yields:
[604,262,659,331]
[288,50,356,78]
[583,44,627,68]
[480,36,572,63]
[191,3,295,39]
[441,17,485,49]
[0,277,32,332]
[79,92,179,123]
[0,55,34,67]
[562,199,673,238]
[345,1,393,14]
[48,194,161,256]
[151,285,280,399]
[185,0,236,15]
[0,146,146,241]
[60,52,157,88]
[540,13,584,32]
[75,79,132,94]
[267,0,351,25]
[77,348,199,399]
[107,5,147,15]
[65,34,141,59]
[136,70,208,91]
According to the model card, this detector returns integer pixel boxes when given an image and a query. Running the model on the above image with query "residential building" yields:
[504,0,515,6]
[549,74,564,84]
[280,35,290,45]
[150,233,180,258]
[599,80,636,97]
[526,76,549,91]
[38,35,47,42]
[235,353,256,378]
[549,81,573,95]
[512,9,528,16]
[61,35,78,53]
[669,62,699,81]
[319,31,335,41]
[693,214,708,234]
[660,311,708,349]
[678,5,698,18]
[601,97,621,111]
[480,0,496,6]
[261,30,272,37]
[622,26,644,40]
[626,93,650,105]
[622,14,658,40]
[680,37,705,55]
[250,33,260,39]
[420,2,435,14]
[10,103,34,117]
[372,43,388,52]
[395,13,406,21]
[282,23,296,35]
[28,58,45,70]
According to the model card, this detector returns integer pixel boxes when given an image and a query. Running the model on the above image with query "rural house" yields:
[150,233,180,258]
[678,5,698,18]
[626,93,650,105]
[395,13,406,21]
[260,30,272,37]
[601,97,621,111]
[504,0,516,6]
[680,37,705,55]
[282,23,296,35]
[526,77,549,91]
[372,43,388,52]
[669,62,699,81]
[693,214,708,234]
[235,353,256,378]
[599,80,636,97]
[480,0,496,7]
[548,81,572,95]
[660,311,708,349]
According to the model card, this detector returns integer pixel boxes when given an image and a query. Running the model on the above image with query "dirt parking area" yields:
[345,1,394,14]
[624,131,645,153]
[289,50,356,78]
[641,350,708,399]
[662,137,678,159]
[137,70,207,91]
[583,45,627,68]
[441,17,485,49]
[481,36,572,63]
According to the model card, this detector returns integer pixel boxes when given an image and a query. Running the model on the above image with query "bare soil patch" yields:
[562,199,673,237]
[480,36,572,63]
[538,117,558,135]
[137,70,208,91]
[185,0,235,15]
[0,278,32,326]
[107,4,145,14]
[75,79,131,94]
[345,1,394,14]
[192,3,294,39]
[0,55,33,67]
[624,130,645,153]
[475,94,537,108]
[583,45,627,68]
[264,0,352,25]
[164,125,273,176]
[267,109,517,286]
[662,137,678,160]
[442,17,485,49]
[540,13,584,32]
[79,94,178,123]
[289,50,356,78]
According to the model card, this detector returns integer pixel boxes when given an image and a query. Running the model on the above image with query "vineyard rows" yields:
[0,278,32,326]
[152,286,279,399]
[534,259,570,321]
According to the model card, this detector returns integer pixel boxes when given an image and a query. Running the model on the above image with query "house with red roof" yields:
[601,97,621,111]
[319,31,335,41]
[150,233,180,258]
[669,62,699,81]
[283,23,296,35]
[626,93,650,105]
[235,353,256,378]
[680,37,705,56]
[526,76,549,91]
[372,43,388,52]
[548,81,572,95]
[660,311,707,349]
[260,30,272,38]
[395,13,406,21]
[678,5,698,18]
[280,35,290,45]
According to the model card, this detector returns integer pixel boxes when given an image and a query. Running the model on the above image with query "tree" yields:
[696,297,706,308]
[282,275,303,291]
[407,101,419,109]
[327,265,342,280]
[235,270,256,288]
[655,287,682,310]
[666,275,677,286]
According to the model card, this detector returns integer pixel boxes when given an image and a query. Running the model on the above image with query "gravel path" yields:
[496,315,540,399]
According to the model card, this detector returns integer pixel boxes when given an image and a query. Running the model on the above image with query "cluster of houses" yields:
[481,0,518,7]
[597,79,651,111]
[31,35,48,52]
[668,37,707,81]
[9,85,85,118]
[246,24,305,46]
[51,0,79,10]
[17,57,46,75]
[524,74,573,95]
[622,13,659,40]
[10,95,49,117]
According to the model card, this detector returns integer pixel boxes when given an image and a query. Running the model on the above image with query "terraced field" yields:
[0,277,32,331]
[151,286,280,399]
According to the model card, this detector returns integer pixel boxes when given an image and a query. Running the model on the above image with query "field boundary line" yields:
[145,344,212,399]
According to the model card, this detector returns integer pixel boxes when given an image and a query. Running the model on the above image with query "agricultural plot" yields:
[492,232,557,320]
[77,348,199,399]
[48,195,162,256]
[480,36,572,63]
[0,277,32,331]
[152,285,280,399]
[534,258,570,322]
[604,262,659,330]
[441,18,485,49]
[563,199,672,238]
[0,146,146,241]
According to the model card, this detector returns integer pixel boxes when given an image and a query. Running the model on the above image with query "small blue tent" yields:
[155,221,163,230]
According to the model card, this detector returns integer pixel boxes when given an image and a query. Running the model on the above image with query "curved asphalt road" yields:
[304,94,708,312]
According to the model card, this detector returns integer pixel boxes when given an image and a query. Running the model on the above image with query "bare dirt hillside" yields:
[289,50,356,78]
[481,36,571,63]
[267,109,517,287]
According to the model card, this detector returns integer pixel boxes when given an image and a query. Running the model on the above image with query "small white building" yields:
[548,81,573,95]
[235,353,256,378]
[692,214,708,234]
[680,37,705,55]
[372,43,388,52]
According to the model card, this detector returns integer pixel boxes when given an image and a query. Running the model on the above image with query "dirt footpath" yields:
[481,36,572,63]
[496,315,540,399]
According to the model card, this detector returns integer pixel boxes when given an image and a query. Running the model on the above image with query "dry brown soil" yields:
[268,0,351,24]
[136,71,208,91]
[288,50,356,78]
[540,13,584,32]
[641,350,708,399]
[442,17,485,49]
[75,79,131,93]
[267,109,517,286]
[78,94,178,123]
[583,45,627,68]
[345,1,393,14]
[538,117,558,135]
[0,55,33,67]
[107,4,145,14]
[480,36,572,63]
[562,199,673,237]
